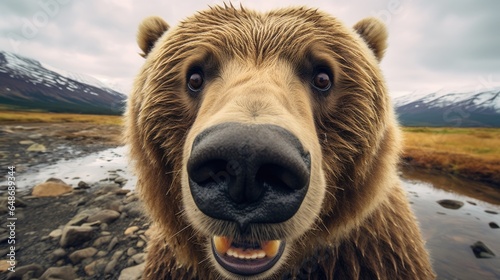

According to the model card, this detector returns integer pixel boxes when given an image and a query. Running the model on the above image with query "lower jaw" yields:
[211,236,286,276]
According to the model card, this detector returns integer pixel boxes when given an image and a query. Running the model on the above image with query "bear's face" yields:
[128,6,392,279]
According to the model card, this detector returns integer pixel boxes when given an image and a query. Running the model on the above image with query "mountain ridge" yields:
[394,87,500,127]
[0,51,126,115]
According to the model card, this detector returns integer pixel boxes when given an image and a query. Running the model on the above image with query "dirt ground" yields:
[0,122,122,175]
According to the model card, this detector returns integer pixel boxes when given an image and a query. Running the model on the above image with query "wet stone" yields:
[471,241,496,259]
[105,259,118,274]
[77,181,91,189]
[49,248,67,262]
[118,262,146,280]
[69,247,98,264]
[87,209,120,224]
[437,199,464,210]
[108,236,119,251]
[39,265,77,280]
[60,226,95,248]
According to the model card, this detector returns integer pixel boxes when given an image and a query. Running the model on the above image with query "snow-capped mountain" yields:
[394,87,500,127]
[0,51,126,115]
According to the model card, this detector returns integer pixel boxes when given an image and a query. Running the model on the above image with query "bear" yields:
[125,4,435,280]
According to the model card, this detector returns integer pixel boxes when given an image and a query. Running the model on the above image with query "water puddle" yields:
[4,147,500,278]
[7,146,137,190]
[403,170,500,279]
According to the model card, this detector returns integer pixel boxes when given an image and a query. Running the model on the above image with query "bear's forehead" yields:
[169,6,351,62]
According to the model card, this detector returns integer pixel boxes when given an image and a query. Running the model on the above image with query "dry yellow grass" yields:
[402,127,500,185]
[0,110,123,125]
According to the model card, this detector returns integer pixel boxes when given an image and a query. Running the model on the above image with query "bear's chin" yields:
[211,235,286,276]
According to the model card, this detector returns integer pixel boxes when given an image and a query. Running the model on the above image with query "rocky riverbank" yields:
[0,174,149,280]
[0,122,122,172]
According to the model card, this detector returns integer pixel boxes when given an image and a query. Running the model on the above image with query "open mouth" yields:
[212,236,286,276]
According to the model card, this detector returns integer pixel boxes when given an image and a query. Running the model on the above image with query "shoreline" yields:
[401,150,500,188]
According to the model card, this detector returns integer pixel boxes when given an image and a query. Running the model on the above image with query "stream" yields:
[7,146,500,279]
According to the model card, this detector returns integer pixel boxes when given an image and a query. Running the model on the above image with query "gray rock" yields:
[127,247,137,257]
[137,240,145,248]
[104,259,118,274]
[66,214,89,226]
[68,207,101,226]
[39,265,77,280]
[437,199,464,210]
[124,193,139,204]
[48,228,63,239]
[118,263,146,280]
[6,264,44,280]
[91,193,122,210]
[112,250,124,261]
[19,140,35,145]
[69,247,98,264]
[97,183,121,193]
[28,133,43,139]
[131,253,146,264]
[96,250,107,258]
[49,248,67,262]
[100,223,109,231]
[27,143,46,152]
[84,258,107,276]
[76,181,91,189]
[114,177,128,185]
[46,178,67,184]
[116,189,131,195]
[93,235,113,247]
[81,221,101,228]
[123,201,143,218]
[60,226,95,248]
[124,226,140,236]
[108,236,119,251]
[87,209,120,224]
[471,241,496,258]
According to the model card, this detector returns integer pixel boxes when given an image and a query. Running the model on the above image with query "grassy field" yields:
[0,110,123,125]
[402,127,500,185]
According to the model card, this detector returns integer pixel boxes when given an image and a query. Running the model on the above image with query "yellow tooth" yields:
[214,236,232,254]
[262,240,280,258]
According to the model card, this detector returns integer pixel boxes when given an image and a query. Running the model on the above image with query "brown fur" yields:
[125,5,435,279]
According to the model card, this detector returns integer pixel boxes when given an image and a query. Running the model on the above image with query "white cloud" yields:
[1,0,499,96]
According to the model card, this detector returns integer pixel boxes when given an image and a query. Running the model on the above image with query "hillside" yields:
[394,88,500,127]
[0,51,126,115]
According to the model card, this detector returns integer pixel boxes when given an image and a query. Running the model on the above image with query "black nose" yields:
[187,123,310,230]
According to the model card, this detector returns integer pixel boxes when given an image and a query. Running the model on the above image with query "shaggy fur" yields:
[125,5,435,279]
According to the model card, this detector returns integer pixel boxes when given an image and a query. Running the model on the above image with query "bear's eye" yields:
[312,71,332,92]
[187,71,204,92]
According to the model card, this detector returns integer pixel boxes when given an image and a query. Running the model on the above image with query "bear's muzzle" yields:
[187,122,311,232]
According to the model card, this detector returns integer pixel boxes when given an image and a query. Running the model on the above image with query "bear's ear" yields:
[137,16,170,58]
[353,17,388,62]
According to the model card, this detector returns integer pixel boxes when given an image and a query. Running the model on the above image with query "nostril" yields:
[189,159,231,186]
[255,164,307,192]
[187,123,311,225]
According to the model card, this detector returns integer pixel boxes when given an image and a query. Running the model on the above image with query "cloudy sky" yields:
[1,0,499,97]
